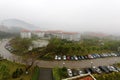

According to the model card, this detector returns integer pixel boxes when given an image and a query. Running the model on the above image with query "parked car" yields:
[74,55,78,61]
[57,55,61,60]
[92,66,102,74]
[77,56,82,60]
[99,66,109,73]
[55,55,58,60]
[80,56,85,60]
[85,68,91,74]
[89,68,96,74]
[70,56,74,60]
[111,53,117,57]
[67,56,70,60]
[63,55,66,60]
[72,69,78,76]
[84,55,88,59]
[67,69,73,77]
[77,69,85,75]
[116,53,120,56]
[107,66,118,72]
[114,66,120,72]
[87,55,93,59]
[94,54,101,58]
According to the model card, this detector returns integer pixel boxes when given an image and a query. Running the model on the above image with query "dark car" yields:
[84,55,88,59]
[99,66,109,73]
[89,68,96,74]
[85,68,91,74]
[80,56,85,60]
[70,56,74,60]
[72,69,78,76]
[77,56,81,60]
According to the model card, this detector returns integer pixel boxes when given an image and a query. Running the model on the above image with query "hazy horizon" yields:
[0,0,120,34]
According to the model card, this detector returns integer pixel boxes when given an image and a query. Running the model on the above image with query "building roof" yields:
[34,30,45,33]
[62,32,79,35]
[73,76,94,80]
[45,30,79,34]
[45,30,63,33]
[21,29,30,32]
[62,74,96,80]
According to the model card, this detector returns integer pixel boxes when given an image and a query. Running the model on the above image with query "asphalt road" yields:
[0,39,120,69]
[0,39,22,63]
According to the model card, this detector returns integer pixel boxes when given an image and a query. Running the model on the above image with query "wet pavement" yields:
[39,68,53,80]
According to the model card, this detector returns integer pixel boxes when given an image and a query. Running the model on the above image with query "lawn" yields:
[0,59,34,80]
[53,67,68,80]
[31,66,40,80]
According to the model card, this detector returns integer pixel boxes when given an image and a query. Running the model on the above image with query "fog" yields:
[0,0,120,34]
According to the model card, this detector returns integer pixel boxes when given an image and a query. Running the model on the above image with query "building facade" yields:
[33,30,45,38]
[20,30,31,38]
[20,30,81,41]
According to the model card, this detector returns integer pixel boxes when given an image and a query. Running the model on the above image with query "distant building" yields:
[20,30,31,38]
[20,29,81,41]
[32,40,49,48]
[45,30,81,41]
[33,30,45,38]
[62,74,96,80]
[62,32,80,41]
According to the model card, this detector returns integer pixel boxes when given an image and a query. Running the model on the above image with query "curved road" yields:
[0,40,22,63]
[0,40,120,69]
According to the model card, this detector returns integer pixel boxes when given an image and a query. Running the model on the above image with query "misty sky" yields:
[0,0,120,34]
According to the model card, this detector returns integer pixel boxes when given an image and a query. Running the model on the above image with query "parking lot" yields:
[1,39,120,70]
[55,52,120,61]
[67,65,120,77]
[35,56,120,69]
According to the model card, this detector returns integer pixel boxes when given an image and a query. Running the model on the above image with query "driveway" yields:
[39,68,53,80]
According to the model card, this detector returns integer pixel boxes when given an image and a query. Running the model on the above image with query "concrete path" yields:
[39,68,53,80]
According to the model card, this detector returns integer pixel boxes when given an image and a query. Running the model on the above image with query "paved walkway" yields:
[0,39,120,69]
[39,68,53,80]
[0,40,22,63]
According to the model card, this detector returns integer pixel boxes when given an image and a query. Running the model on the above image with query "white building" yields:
[62,32,80,41]
[32,40,49,48]
[33,30,45,38]
[45,30,81,41]
[20,30,31,38]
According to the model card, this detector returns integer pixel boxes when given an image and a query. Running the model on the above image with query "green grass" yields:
[53,67,61,80]
[94,72,120,80]
[31,66,40,80]
[0,59,34,80]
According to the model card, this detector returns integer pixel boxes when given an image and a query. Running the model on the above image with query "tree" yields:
[10,37,32,55]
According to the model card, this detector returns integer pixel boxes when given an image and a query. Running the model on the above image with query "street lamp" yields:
[115,59,117,65]
[91,61,93,68]
[63,62,65,67]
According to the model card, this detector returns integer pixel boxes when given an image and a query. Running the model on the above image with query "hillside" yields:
[2,19,38,30]
[0,31,17,39]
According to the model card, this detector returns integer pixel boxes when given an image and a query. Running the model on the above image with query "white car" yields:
[74,55,78,60]
[63,55,66,60]
[67,69,73,77]
[55,55,58,60]
[78,70,83,75]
